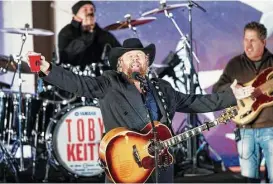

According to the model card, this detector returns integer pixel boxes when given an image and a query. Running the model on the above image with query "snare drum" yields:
[45,103,105,177]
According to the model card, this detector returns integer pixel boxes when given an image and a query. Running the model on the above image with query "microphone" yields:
[131,72,146,83]
[131,72,150,92]
[131,72,150,91]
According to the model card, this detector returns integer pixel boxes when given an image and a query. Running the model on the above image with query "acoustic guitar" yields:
[98,107,237,183]
[232,67,273,125]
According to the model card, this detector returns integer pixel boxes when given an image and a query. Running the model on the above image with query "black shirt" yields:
[58,20,121,70]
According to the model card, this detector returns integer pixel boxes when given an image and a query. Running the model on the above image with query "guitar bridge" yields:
[133,145,142,167]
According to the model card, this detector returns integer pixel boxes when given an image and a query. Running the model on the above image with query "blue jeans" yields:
[237,127,273,182]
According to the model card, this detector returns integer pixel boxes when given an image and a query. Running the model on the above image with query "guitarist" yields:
[213,21,273,183]
[27,38,253,183]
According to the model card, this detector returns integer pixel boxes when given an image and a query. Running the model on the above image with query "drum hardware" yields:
[143,0,219,176]
[104,15,156,38]
[31,112,40,180]
[81,97,86,106]
[90,63,97,77]
[42,103,105,181]
[0,24,57,181]
[7,98,15,145]
[0,90,47,182]
[104,15,156,31]
[0,23,34,173]
[10,24,28,172]
[0,27,54,37]
[0,54,32,75]
[39,85,78,105]
[142,0,201,64]
[62,63,110,78]
[0,91,9,144]
[0,141,19,182]
[124,14,139,38]
[22,94,32,142]
[38,101,48,144]
[0,55,16,75]
[141,2,188,17]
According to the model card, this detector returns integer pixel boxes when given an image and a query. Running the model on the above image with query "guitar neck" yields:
[161,119,220,148]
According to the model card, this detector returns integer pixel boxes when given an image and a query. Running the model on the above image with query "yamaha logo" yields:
[75,111,96,116]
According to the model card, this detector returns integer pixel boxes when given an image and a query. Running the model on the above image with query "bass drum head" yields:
[52,105,105,177]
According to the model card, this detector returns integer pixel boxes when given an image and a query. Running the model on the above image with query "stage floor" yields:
[0,159,267,183]
[1,168,266,183]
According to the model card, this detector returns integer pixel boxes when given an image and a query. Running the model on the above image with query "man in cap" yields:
[27,38,254,183]
[58,0,121,72]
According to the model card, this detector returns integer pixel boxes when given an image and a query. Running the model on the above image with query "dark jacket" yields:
[58,20,121,69]
[212,48,273,128]
[43,64,237,133]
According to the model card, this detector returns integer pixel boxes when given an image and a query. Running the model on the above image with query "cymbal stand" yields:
[31,111,39,180]
[124,14,139,38]
[160,0,212,175]
[174,38,220,175]
[160,0,200,64]
[0,141,19,182]
[9,23,29,172]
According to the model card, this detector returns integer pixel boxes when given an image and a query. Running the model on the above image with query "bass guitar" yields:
[233,67,273,125]
[99,107,237,183]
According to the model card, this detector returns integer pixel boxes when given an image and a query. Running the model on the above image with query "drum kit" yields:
[0,0,208,182]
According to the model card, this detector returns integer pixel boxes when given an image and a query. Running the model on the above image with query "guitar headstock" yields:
[218,106,238,124]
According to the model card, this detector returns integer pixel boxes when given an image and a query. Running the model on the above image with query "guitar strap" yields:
[151,79,175,136]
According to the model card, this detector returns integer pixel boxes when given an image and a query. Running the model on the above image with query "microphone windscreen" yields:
[131,72,140,80]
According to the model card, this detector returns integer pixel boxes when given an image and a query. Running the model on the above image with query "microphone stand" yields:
[141,78,160,183]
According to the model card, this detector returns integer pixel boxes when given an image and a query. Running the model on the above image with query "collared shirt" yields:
[143,90,162,121]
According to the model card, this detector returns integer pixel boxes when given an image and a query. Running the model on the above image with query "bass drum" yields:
[45,103,105,177]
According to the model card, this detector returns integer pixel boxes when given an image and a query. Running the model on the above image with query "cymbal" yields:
[0,55,31,73]
[150,63,169,68]
[141,3,188,17]
[104,17,157,31]
[0,28,54,36]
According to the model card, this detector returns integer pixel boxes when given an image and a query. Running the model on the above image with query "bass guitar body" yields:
[233,67,273,125]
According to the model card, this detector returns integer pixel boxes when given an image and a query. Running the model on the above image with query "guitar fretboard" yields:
[161,120,219,148]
